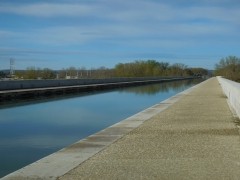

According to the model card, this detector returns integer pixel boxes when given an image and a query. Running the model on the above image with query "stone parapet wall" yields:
[217,76,240,118]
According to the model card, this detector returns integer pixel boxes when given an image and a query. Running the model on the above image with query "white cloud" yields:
[0,20,234,48]
[35,27,99,44]
[96,0,240,24]
[0,30,16,38]
[0,3,95,17]
[0,0,240,67]
[0,0,239,24]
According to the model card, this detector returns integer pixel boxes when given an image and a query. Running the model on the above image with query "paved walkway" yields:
[59,77,240,180]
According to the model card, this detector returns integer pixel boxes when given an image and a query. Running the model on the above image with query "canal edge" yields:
[1,79,210,180]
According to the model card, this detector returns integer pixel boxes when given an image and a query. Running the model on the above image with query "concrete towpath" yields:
[58,77,240,180]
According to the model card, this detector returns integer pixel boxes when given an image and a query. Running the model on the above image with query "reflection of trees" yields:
[119,79,202,95]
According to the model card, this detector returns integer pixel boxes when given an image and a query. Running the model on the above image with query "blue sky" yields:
[0,0,240,70]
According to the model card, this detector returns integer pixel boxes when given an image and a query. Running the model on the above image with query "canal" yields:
[0,79,203,178]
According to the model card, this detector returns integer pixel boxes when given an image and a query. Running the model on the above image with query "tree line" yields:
[114,60,208,77]
[1,60,209,80]
[214,56,240,82]
[14,66,115,79]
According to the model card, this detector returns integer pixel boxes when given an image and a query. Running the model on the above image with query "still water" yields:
[0,79,203,177]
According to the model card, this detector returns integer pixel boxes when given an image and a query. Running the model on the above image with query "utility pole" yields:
[10,58,15,78]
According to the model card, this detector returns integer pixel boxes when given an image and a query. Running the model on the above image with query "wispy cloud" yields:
[34,27,101,45]
[1,1,239,23]
[8,21,234,48]
[0,30,16,38]
[0,0,240,69]
[0,3,95,17]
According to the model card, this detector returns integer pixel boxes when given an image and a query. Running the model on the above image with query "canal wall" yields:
[217,76,240,118]
[0,77,196,101]
[0,77,187,91]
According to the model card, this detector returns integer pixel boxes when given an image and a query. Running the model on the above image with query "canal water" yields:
[0,79,203,177]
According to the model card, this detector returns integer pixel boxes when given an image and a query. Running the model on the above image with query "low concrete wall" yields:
[217,77,240,118]
[0,77,198,101]
[0,77,186,91]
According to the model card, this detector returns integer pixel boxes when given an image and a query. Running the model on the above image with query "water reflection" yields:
[0,91,110,110]
[119,79,201,95]
[0,79,202,109]
[0,79,203,178]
